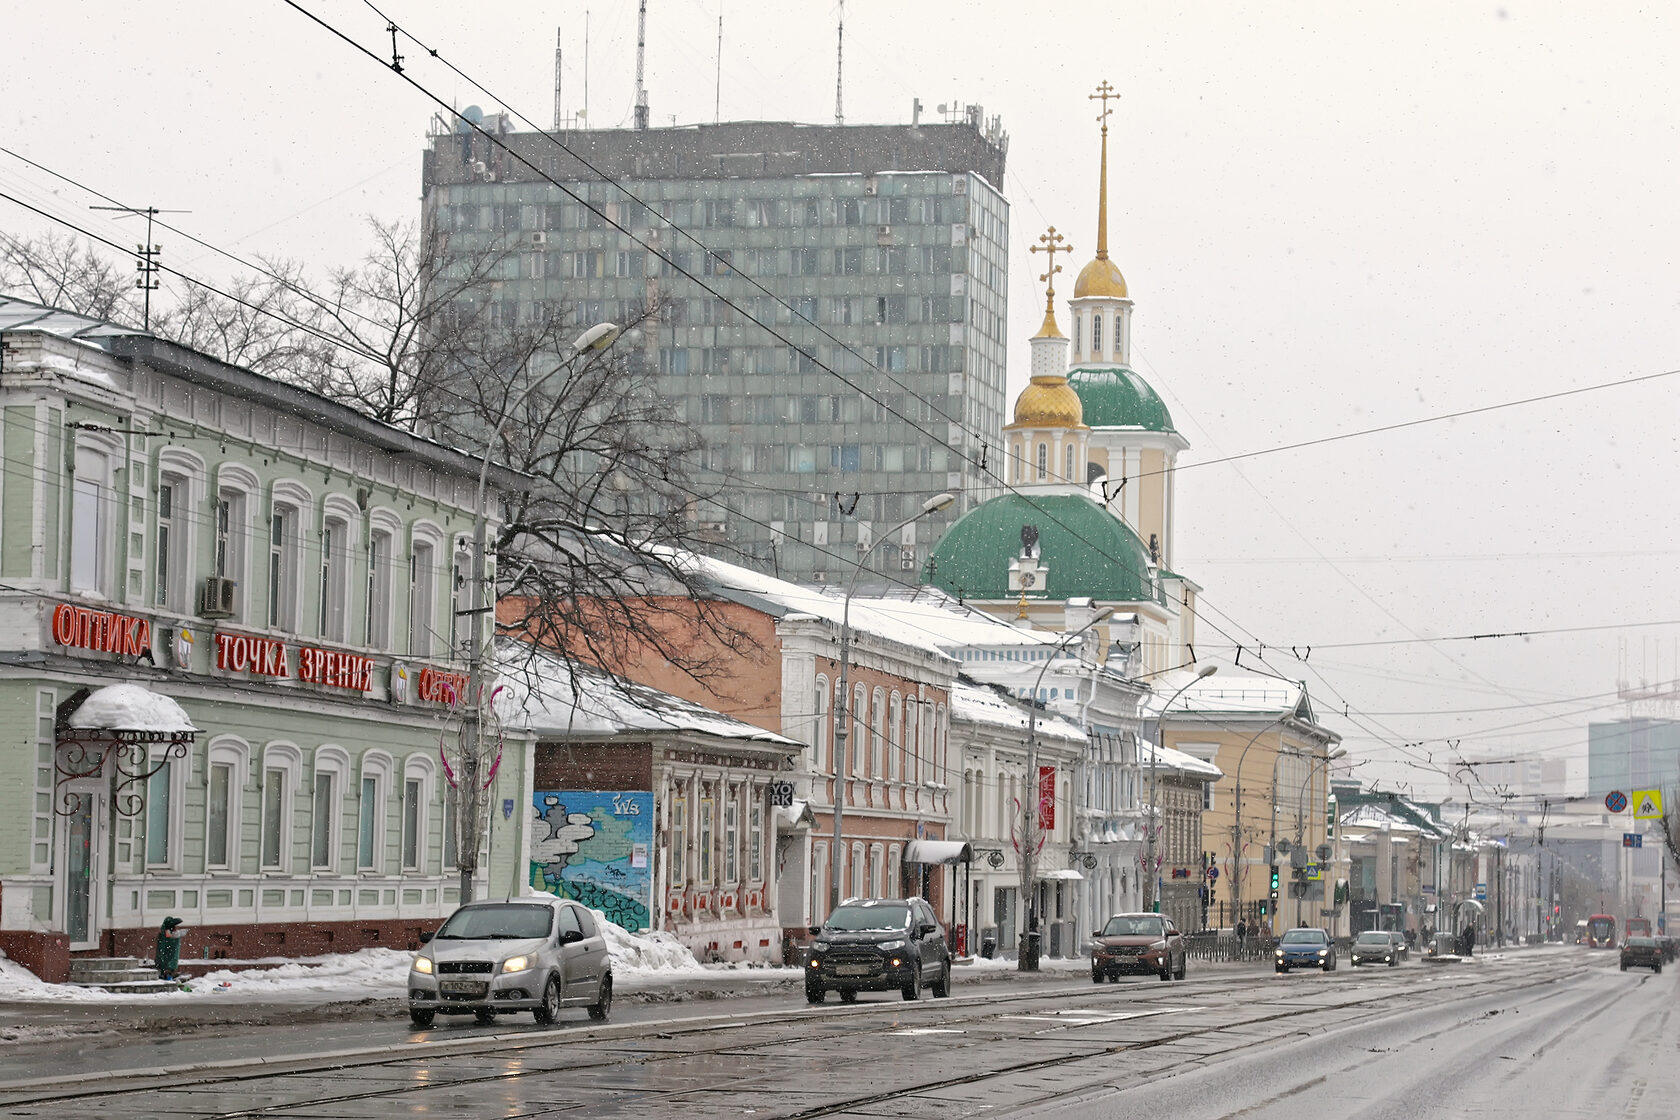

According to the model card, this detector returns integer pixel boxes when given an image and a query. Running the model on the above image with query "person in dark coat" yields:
[1461,923,1476,957]
[155,916,186,980]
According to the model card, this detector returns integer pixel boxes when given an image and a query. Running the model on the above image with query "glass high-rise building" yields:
[420,115,1009,584]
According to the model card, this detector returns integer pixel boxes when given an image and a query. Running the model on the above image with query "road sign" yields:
[768,781,796,808]
[1632,789,1664,820]
[1606,790,1628,813]
[1623,833,1644,848]
[1206,866,1219,881]
[1475,883,1487,901]
[1304,863,1323,881]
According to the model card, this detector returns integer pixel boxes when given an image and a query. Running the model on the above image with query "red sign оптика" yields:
[52,603,153,658]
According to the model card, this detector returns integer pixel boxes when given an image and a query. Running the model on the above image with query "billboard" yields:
[529,790,654,932]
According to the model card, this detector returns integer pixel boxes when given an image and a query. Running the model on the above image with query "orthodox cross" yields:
[1090,79,1119,132]
[1029,226,1072,311]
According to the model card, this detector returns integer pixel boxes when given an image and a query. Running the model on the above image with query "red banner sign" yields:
[51,603,153,659]
[297,646,375,693]
[417,667,470,705]
[1038,765,1056,831]
[213,632,289,677]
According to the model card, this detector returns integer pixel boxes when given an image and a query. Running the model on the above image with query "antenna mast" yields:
[90,204,186,331]
[634,0,650,130]
[834,0,845,126]
[552,28,562,131]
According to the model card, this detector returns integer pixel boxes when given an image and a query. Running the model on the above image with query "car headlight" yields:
[811,941,830,952]
[501,955,531,974]
[1150,940,1167,952]
[412,956,434,975]
[879,940,906,951]
[1275,948,1285,957]
[1317,949,1329,957]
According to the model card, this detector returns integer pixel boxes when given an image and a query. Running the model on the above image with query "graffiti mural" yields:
[529,791,653,932]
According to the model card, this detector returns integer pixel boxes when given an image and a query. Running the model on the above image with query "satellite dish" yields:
[462,105,485,124]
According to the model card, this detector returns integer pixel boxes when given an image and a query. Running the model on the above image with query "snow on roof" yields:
[1144,669,1308,720]
[1339,802,1422,834]
[950,680,1085,743]
[66,684,198,734]
[687,552,1060,660]
[492,642,801,749]
[1138,739,1223,780]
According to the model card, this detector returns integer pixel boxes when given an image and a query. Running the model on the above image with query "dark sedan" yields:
[1275,927,1337,973]
[1350,930,1399,967]
[1091,913,1187,982]
[1620,936,1663,973]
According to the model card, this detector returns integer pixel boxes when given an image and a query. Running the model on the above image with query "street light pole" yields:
[1228,714,1290,930]
[1017,606,1115,971]
[456,321,619,904]
[1147,664,1218,915]
[828,492,955,916]
[1287,747,1346,927]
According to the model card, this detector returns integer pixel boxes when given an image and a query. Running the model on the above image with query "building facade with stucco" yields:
[0,297,526,981]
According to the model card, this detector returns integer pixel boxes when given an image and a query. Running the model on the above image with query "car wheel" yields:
[1277,965,1288,974]
[1158,964,1172,982]
[1092,967,1104,983]
[1656,963,1663,974]
[1388,956,1397,967]
[1351,960,1360,967]
[1323,961,1333,973]
[806,983,825,1004]
[902,979,920,1001]
[933,960,951,998]
[588,974,612,1021]
[839,989,857,1003]
[533,976,562,1025]
[1621,962,1628,971]
[474,1009,497,1025]
[409,1008,435,1028]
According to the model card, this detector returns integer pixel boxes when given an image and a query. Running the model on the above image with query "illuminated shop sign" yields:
[416,667,470,705]
[51,603,155,661]
[298,646,375,693]
[213,632,289,677]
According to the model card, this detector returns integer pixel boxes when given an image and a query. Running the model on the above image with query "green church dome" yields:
[1067,366,1176,433]
[923,493,1156,603]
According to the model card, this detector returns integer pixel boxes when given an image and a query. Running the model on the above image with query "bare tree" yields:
[0,231,140,323]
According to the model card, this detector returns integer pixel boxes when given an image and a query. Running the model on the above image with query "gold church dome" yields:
[1009,377,1086,429]
[1072,256,1128,300]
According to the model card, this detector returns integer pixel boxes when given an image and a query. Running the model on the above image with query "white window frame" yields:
[366,508,402,650]
[749,793,763,883]
[310,745,350,873]
[69,435,120,597]
[812,676,830,773]
[888,693,903,782]
[319,495,359,644]
[870,688,886,778]
[213,464,258,622]
[400,754,434,873]
[268,481,312,632]
[408,523,444,658]
[154,448,205,614]
[356,750,393,872]
[204,736,249,873]
[669,783,688,887]
[449,540,474,656]
[259,742,301,872]
[143,747,186,871]
[698,789,714,883]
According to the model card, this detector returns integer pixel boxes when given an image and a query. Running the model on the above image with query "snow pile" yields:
[592,912,709,976]
[66,683,197,733]
[190,948,411,999]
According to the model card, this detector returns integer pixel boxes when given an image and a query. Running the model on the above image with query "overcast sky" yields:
[9,1,1680,810]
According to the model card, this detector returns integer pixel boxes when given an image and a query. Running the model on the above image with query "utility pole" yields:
[90,204,185,331]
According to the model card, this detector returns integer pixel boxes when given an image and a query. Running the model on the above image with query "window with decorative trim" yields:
[669,786,688,887]
[259,743,301,871]
[366,512,400,649]
[401,754,433,872]
[724,792,739,883]
[311,746,350,871]
[749,795,763,882]
[870,689,886,778]
[204,738,248,872]
[812,677,829,773]
[143,752,182,870]
[408,527,441,657]
[70,440,117,596]
[357,751,392,871]
[319,499,357,643]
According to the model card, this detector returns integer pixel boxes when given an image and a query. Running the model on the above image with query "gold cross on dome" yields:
[1029,226,1072,302]
[1090,79,1119,130]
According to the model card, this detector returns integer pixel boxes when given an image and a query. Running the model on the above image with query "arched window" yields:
[870,688,886,777]
[268,480,313,633]
[401,754,434,872]
[1064,444,1076,483]
[356,750,393,871]
[258,742,302,871]
[204,736,250,872]
[155,447,206,614]
[813,676,830,773]
[1036,443,1048,481]
[1091,312,1104,355]
[888,693,903,782]
[311,745,351,872]
[852,684,867,777]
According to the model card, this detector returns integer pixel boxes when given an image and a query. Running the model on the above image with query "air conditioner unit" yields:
[199,576,237,619]
[530,231,547,246]
[899,548,916,562]
[899,559,916,571]
[811,571,828,583]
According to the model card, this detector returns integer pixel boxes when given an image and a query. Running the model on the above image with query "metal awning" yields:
[1039,868,1085,881]
[905,839,973,865]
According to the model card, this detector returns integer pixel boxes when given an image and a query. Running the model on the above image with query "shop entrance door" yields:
[59,784,106,949]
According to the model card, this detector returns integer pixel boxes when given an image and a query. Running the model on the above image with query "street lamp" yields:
[1146,663,1218,914]
[828,492,956,915]
[1284,747,1346,926]
[456,322,620,904]
[1017,606,1115,971]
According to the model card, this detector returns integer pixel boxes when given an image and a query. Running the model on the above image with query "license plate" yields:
[1119,949,1141,956]
[835,965,874,977]
[440,980,484,994]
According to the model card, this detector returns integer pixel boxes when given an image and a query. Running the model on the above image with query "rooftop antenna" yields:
[552,27,562,131]
[834,0,845,125]
[90,203,187,331]
[634,0,650,130]
[714,5,723,125]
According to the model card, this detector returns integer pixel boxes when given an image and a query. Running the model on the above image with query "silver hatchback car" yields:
[408,897,612,1028]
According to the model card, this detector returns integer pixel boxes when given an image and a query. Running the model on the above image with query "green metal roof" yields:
[1067,366,1176,433]
[922,493,1155,603]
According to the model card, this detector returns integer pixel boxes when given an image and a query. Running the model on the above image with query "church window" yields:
[1036,443,1048,481]
[1091,313,1103,355]
[1065,444,1075,482]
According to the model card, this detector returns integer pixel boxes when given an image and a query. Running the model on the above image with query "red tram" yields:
[1584,914,1617,948]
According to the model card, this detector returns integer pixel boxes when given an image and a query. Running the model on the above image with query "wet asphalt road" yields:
[0,947,1664,1118]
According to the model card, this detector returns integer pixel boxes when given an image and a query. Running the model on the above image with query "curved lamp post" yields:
[457,321,620,903]
[1146,663,1218,914]
[828,492,955,914]
[1017,606,1115,971]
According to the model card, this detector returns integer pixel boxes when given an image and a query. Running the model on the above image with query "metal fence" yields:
[1185,931,1277,963]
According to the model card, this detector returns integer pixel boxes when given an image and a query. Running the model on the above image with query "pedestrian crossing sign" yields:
[1632,789,1663,820]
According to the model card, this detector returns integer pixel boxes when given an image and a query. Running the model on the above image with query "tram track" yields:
[0,961,1571,1118]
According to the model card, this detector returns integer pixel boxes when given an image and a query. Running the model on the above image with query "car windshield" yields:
[435,903,554,940]
[1355,932,1391,944]
[1102,915,1165,937]
[1627,937,1656,947]
[826,903,910,932]
[1281,929,1326,945]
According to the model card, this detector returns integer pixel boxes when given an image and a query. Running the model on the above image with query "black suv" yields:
[805,898,952,1003]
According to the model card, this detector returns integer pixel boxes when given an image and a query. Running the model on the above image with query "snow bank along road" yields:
[0,949,1664,1119]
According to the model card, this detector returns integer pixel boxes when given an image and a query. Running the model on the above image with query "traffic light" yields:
[1269,866,1280,892]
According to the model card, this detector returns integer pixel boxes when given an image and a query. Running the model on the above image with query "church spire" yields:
[1029,226,1071,338]
[1090,80,1119,261]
